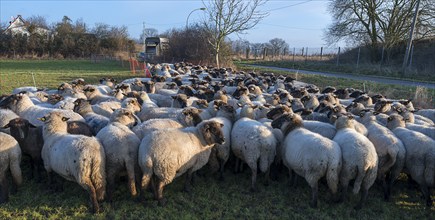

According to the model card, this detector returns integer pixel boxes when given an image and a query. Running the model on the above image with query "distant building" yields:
[3,15,50,36]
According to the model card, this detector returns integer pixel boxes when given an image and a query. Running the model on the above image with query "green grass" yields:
[0,59,136,95]
[0,59,434,219]
[1,161,434,219]
[238,60,435,83]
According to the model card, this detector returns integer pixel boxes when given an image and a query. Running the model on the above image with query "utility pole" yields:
[142,22,146,70]
[402,0,420,70]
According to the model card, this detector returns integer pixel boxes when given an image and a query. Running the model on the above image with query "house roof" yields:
[3,15,49,36]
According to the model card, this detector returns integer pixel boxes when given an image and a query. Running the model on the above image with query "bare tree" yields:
[139,28,159,43]
[325,0,434,61]
[202,0,269,67]
[269,38,288,58]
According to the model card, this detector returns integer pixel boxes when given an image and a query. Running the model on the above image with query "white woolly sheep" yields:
[0,93,84,127]
[39,111,106,213]
[387,114,435,207]
[333,115,378,210]
[359,111,406,201]
[414,109,435,123]
[73,98,110,135]
[96,108,140,201]
[138,120,225,206]
[0,109,19,134]
[133,107,202,140]
[83,85,118,105]
[271,113,342,208]
[0,132,22,204]
[231,117,277,191]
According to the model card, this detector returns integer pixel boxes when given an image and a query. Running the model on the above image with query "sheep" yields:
[207,104,236,179]
[271,113,342,208]
[386,114,435,207]
[405,123,435,139]
[3,118,44,181]
[332,114,378,209]
[0,132,22,204]
[96,108,140,201]
[414,109,435,123]
[39,111,106,213]
[0,93,84,127]
[83,85,117,105]
[137,106,183,122]
[0,109,19,134]
[133,107,202,140]
[231,117,277,191]
[138,120,225,206]
[92,101,122,118]
[359,111,406,201]
[400,110,434,126]
[121,97,142,113]
[301,95,319,110]
[73,98,110,135]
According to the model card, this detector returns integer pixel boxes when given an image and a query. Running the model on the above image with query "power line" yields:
[267,0,316,12]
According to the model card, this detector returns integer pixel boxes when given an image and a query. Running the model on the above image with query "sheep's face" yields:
[271,113,303,135]
[122,98,141,113]
[110,108,138,128]
[193,99,208,109]
[374,99,392,113]
[4,118,35,140]
[359,110,377,123]
[144,81,155,93]
[200,121,225,145]
[386,114,406,130]
[172,94,188,108]
[217,104,236,121]
[82,85,97,97]
[58,83,72,92]
[0,94,17,109]
[182,107,203,126]
[73,98,91,113]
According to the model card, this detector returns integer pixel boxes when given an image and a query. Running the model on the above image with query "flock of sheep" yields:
[0,62,434,213]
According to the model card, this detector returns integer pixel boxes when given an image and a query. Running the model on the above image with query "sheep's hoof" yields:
[158,198,167,207]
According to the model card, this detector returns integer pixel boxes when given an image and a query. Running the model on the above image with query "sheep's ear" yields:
[348,115,354,120]
[172,96,177,100]
[3,123,10,129]
[62,117,69,122]
[38,117,46,122]
[219,123,224,128]
[29,123,37,128]
[387,117,392,122]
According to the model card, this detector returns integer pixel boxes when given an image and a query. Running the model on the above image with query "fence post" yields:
[356,47,361,69]
[320,47,323,61]
[292,47,295,68]
[305,47,308,63]
[31,72,36,88]
[336,47,341,66]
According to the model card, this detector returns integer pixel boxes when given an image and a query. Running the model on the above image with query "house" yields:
[3,15,50,36]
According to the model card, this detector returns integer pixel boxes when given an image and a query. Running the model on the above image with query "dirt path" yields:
[245,64,435,89]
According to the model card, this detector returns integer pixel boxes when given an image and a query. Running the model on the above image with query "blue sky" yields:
[1,0,334,47]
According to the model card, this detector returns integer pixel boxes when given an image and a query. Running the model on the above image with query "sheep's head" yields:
[82,85,97,98]
[386,113,406,130]
[334,114,355,130]
[172,94,188,108]
[199,120,225,146]
[373,99,393,113]
[4,118,36,140]
[122,98,141,113]
[73,98,91,114]
[181,107,203,126]
[271,113,303,135]
[143,81,155,93]
[267,105,292,120]
[192,99,208,109]
[38,111,70,134]
[217,104,236,122]
[110,108,139,128]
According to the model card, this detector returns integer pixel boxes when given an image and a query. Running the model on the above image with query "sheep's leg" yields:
[234,158,240,174]
[382,172,391,201]
[140,172,152,202]
[125,162,138,199]
[340,181,349,203]
[264,167,270,186]
[84,182,100,214]
[309,182,319,208]
[354,188,368,210]
[292,173,299,188]
[155,179,166,207]
[420,184,433,207]
[106,170,116,203]
[0,175,8,204]
[287,169,294,186]
[250,165,257,192]
[184,171,193,193]
[218,158,225,181]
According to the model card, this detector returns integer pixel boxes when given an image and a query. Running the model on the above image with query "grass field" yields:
[0,59,135,95]
[0,60,434,219]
